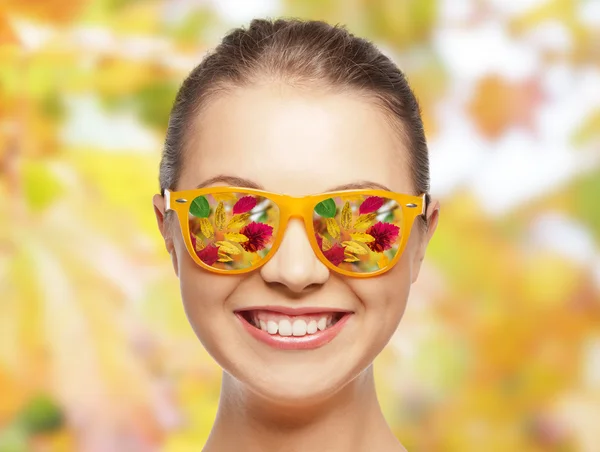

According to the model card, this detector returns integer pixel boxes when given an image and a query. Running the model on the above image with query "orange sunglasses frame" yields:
[164,186,427,278]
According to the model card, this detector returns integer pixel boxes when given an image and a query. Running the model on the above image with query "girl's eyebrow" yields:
[195,175,391,192]
[196,175,263,189]
[330,181,392,191]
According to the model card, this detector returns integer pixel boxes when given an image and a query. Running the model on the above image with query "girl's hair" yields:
[159,18,430,221]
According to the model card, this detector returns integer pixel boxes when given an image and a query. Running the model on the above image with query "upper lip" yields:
[235,306,353,316]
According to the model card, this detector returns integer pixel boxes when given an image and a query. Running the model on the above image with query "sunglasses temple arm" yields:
[163,189,172,212]
[422,193,430,217]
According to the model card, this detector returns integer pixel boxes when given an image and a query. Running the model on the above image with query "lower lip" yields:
[235,312,352,350]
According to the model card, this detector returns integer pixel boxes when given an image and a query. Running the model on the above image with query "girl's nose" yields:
[260,218,329,293]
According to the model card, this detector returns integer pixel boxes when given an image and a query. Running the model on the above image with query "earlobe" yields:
[153,194,167,237]
[153,193,180,277]
[153,193,175,254]
[424,199,440,244]
[410,199,440,283]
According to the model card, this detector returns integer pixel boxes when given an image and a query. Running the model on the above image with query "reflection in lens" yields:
[313,195,403,273]
[188,192,279,270]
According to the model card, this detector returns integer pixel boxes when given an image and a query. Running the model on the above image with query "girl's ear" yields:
[153,194,179,277]
[410,199,440,284]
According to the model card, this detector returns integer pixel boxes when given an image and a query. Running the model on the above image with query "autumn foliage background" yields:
[1,0,599,451]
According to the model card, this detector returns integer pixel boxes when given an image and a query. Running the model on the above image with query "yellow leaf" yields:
[344,254,360,262]
[199,218,214,239]
[320,234,333,251]
[224,232,249,243]
[227,213,250,230]
[215,241,241,255]
[354,213,376,230]
[341,241,368,255]
[377,254,390,269]
[215,201,226,231]
[193,234,205,251]
[213,192,238,202]
[217,253,233,263]
[351,232,375,243]
[326,218,340,239]
[341,201,352,230]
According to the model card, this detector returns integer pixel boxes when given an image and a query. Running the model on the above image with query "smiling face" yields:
[154,82,437,405]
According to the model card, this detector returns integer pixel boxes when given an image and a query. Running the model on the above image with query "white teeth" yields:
[278,319,292,336]
[267,320,278,335]
[251,312,342,336]
[292,319,307,336]
[317,317,327,331]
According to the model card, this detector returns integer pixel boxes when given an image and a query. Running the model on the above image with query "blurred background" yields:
[1,0,599,451]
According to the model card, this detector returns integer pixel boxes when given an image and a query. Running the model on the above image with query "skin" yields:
[153,82,440,452]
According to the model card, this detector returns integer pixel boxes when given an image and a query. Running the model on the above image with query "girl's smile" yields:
[235,306,354,350]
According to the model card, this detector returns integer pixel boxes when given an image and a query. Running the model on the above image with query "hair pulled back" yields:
[159,18,429,207]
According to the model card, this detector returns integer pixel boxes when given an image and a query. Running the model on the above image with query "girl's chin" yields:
[245,380,349,409]
[231,367,354,404]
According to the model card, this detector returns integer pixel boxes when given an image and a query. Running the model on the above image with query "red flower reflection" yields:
[233,196,257,214]
[239,222,273,252]
[323,244,346,266]
[359,196,384,214]
[198,244,220,265]
[315,233,323,249]
[316,233,346,266]
[191,234,220,265]
[365,222,400,252]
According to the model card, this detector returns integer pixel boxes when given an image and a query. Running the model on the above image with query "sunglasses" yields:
[164,186,428,278]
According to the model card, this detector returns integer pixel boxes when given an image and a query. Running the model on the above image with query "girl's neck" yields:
[202,365,406,452]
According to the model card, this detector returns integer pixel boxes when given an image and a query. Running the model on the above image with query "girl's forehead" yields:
[181,85,413,195]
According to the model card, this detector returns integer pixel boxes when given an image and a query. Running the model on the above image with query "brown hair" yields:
[159,18,430,223]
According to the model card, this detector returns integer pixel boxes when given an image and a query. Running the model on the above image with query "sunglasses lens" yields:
[187,192,279,270]
[313,194,403,273]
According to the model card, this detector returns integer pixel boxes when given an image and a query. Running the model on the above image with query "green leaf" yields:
[18,394,64,434]
[190,196,210,218]
[133,81,178,131]
[256,211,268,223]
[314,198,337,218]
[382,212,394,223]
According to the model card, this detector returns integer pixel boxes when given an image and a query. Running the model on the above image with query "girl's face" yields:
[154,84,438,405]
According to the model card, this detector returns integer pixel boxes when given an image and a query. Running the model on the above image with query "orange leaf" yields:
[0,13,19,46]
[467,75,544,138]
